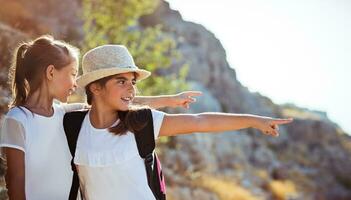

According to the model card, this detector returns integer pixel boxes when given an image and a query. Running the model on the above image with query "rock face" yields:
[0,0,83,41]
[140,1,351,199]
[0,0,350,199]
[0,23,29,114]
[0,0,83,113]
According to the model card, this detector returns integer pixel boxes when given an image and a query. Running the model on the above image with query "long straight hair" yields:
[9,35,79,107]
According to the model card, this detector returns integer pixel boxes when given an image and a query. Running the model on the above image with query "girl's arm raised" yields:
[64,91,202,111]
[4,148,26,200]
[159,112,293,137]
[133,91,202,109]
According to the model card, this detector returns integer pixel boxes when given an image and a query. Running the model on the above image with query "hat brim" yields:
[76,67,151,88]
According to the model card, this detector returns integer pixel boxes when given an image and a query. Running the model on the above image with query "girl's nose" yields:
[73,81,78,88]
[127,82,135,91]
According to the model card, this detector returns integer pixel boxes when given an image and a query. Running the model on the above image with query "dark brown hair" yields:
[85,73,147,135]
[9,35,79,107]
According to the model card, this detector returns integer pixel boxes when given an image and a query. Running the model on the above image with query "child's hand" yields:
[254,117,293,137]
[171,91,202,109]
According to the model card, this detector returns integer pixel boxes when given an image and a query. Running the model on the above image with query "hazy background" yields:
[167,0,351,134]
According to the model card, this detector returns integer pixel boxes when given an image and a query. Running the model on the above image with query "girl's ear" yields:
[46,65,55,81]
[89,83,102,95]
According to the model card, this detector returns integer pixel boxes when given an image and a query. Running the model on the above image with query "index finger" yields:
[271,118,293,125]
[183,91,203,97]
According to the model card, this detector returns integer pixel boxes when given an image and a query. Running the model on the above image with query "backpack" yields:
[63,109,166,200]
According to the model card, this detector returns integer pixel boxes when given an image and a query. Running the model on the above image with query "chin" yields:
[57,96,69,103]
[118,107,129,111]
[116,104,130,111]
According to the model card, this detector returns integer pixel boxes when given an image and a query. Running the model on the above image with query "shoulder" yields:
[63,109,89,124]
[53,102,86,116]
[60,103,87,113]
[132,108,166,116]
[5,106,30,124]
[53,102,66,114]
[132,108,166,121]
[150,109,166,119]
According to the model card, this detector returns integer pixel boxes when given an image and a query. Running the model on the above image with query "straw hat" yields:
[76,45,151,88]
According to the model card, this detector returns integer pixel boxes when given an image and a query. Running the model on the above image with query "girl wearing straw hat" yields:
[70,44,293,200]
[0,35,201,200]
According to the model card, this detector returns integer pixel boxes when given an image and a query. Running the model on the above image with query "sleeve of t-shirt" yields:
[0,117,26,153]
[151,109,165,139]
[62,103,87,113]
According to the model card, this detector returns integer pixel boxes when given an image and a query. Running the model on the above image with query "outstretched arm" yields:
[64,91,202,112]
[133,91,202,109]
[159,112,293,137]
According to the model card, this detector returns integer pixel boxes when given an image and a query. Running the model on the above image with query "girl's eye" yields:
[117,80,125,84]
[132,80,136,85]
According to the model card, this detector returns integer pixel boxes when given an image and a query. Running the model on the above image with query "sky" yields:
[167,0,351,134]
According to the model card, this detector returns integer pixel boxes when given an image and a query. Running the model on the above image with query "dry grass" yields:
[254,169,269,180]
[268,180,297,200]
[193,174,262,200]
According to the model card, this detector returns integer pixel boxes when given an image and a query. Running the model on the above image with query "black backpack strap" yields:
[63,110,88,200]
[134,109,156,157]
[133,109,158,198]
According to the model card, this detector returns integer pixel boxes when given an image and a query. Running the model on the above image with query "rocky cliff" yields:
[0,1,350,199]
[139,2,351,199]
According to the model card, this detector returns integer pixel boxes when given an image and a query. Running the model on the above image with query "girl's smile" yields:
[50,60,78,102]
[93,72,137,111]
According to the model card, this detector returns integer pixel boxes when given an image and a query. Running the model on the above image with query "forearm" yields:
[133,95,174,109]
[161,112,291,137]
[6,176,25,200]
[160,112,263,136]
[5,148,26,200]
[196,112,260,132]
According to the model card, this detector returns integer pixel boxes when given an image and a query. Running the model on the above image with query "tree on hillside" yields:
[81,0,188,96]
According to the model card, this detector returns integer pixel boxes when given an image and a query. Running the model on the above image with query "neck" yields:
[25,88,54,116]
[89,101,119,129]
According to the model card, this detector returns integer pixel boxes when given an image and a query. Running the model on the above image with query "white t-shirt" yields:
[74,109,165,200]
[0,103,84,200]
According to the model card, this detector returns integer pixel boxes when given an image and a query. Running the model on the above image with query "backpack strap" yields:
[133,109,156,157]
[133,109,158,198]
[63,110,88,200]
